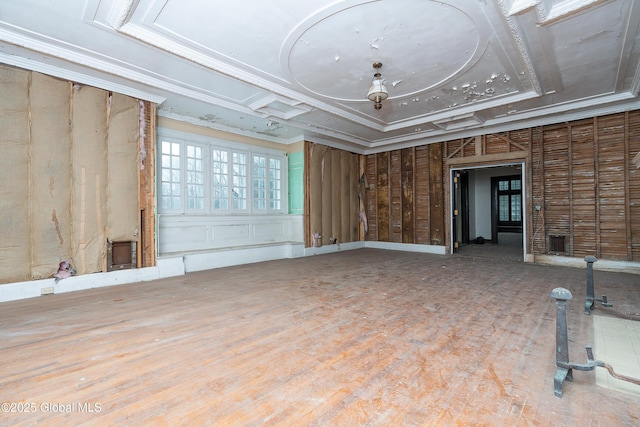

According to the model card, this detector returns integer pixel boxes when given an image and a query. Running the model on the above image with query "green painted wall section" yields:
[288,151,304,214]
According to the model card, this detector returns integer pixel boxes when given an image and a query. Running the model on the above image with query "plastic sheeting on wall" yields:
[0,64,140,284]
[0,65,31,281]
[30,71,72,279]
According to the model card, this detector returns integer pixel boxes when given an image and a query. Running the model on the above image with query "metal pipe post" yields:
[551,287,573,397]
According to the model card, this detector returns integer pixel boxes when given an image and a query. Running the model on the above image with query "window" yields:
[212,149,248,211]
[253,155,282,211]
[212,149,229,210]
[161,141,181,210]
[232,152,247,210]
[186,145,204,210]
[269,158,281,210]
[496,176,522,231]
[253,155,267,210]
[158,131,287,214]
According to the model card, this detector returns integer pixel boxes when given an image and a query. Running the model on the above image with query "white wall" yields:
[158,214,303,254]
[468,172,477,239]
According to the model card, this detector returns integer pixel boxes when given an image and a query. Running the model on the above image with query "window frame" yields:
[497,175,522,226]
[157,128,288,215]
[184,142,207,212]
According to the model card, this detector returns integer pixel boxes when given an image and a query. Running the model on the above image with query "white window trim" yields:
[157,128,289,215]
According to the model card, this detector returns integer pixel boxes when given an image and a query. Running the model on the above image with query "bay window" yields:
[158,131,287,214]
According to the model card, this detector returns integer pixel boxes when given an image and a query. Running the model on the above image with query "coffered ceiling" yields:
[1,0,640,153]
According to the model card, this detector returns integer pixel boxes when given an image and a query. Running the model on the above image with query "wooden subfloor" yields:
[1,249,639,426]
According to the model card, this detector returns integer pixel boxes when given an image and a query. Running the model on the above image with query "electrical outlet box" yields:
[41,287,54,295]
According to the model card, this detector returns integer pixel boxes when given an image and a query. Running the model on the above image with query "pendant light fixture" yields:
[367,62,388,110]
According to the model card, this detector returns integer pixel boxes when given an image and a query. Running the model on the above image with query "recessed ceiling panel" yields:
[148,0,319,78]
[546,0,627,97]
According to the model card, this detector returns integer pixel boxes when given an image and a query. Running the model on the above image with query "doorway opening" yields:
[450,163,526,261]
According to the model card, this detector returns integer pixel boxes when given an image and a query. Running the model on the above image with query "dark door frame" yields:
[491,178,499,244]
[460,171,470,245]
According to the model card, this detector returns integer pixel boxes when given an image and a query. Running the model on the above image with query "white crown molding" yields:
[0,51,165,103]
[105,0,139,30]
[301,134,369,155]
[540,0,610,25]
[0,24,299,120]
[361,91,640,153]
[112,20,390,132]
[384,91,541,132]
[494,91,638,123]
[0,25,171,101]
[496,0,543,95]
[157,110,303,146]
[508,0,539,16]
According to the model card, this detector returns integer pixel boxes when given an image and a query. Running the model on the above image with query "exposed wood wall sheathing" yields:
[529,113,640,261]
[444,111,640,261]
[0,64,145,284]
[443,112,639,262]
[139,101,156,268]
[364,146,445,245]
[307,111,639,264]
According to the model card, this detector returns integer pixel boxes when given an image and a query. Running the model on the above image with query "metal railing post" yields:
[584,255,597,315]
[551,286,639,397]
[584,255,611,315]
[551,287,573,397]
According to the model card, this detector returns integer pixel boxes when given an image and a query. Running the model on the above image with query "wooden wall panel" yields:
[362,144,445,247]
[401,148,415,244]
[365,154,378,241]
[415,146,430,244]
[570,123,596,257]
[597,114,627,259]
[542,127,571,246]
[463,138,476,158]
[390,150,402,242]
[429,144,445,246]
[510,129,531,145]
[526,113,638,262]
[445,140,460,160]
[308,111,637,262]
[139,101,156,268]
[376,152,390,242]
[485,134,509,155]
[530,127,546,254]
[629,111,640,260]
